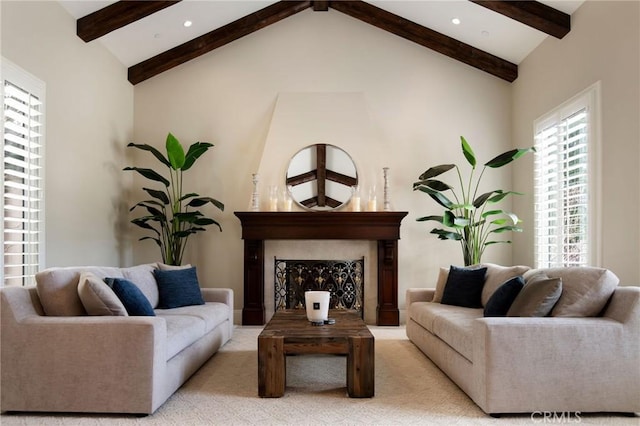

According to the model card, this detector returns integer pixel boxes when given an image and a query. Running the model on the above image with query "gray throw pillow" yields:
[507,273,562,317]
[77,272,128,316]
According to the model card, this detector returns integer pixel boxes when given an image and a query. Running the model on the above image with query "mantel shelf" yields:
[234,211,408,326]
[234,211,408,240]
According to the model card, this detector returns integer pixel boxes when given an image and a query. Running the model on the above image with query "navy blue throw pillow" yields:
[104,278,155,316]
[484,276,525,317]
[154,267,205,309]
[441,265,488,308]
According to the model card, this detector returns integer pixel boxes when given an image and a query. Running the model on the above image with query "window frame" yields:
[2,58,46,286]
[532,82,602,268]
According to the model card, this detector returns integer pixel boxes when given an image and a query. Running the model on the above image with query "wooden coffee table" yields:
[258,309,374,398]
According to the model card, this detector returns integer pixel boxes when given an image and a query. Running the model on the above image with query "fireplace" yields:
[235,211,407,325]
[274,258,364,316]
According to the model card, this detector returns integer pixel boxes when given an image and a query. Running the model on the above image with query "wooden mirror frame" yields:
[286,144,358,210]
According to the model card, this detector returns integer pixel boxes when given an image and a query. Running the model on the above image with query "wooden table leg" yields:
[347,335,374,397]
[258,335,285,397]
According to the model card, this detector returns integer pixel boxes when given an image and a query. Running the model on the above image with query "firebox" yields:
[274,258,364,317]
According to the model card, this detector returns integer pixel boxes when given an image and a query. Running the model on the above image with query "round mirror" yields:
[286,144,358,211]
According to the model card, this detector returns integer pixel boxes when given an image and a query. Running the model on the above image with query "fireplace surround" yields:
[235,211,407,325]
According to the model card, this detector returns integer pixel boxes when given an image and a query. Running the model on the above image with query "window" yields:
[533,83,600,268]
[2,59,45,286]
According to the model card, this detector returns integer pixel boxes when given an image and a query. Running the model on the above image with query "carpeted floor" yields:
[2,326,637,425]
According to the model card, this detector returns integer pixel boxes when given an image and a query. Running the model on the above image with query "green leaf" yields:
[473,191,498,208]
[143,188,169,204]
[430,229,462,241]
[126,143,171,168]
[183,142,213,171]
[416,215,443,223]
[195,217,222,231]
[416,186,454,209]
[488,190,522,203]
[139,236,162,247]
[443,211,470,228]
[187,196,225,211]
[484,240,512,246]
[485,147,536,168]
[131,217,159,233]
[460,136,476,168]
[418,164,455,180]
[129,200,164,212]
[490,225,523,234]
[123,167,170,187]
[481,209,503,218]
[413,179,452,192]
[166,133,186,170]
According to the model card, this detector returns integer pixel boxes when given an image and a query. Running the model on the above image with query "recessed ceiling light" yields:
[451,18,461,25]
[183,20,193,28]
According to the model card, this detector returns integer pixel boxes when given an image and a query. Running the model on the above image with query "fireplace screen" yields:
[274,258,364,317]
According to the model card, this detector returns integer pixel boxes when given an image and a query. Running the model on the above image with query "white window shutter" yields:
[2,59,45,286]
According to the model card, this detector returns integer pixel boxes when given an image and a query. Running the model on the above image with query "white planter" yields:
[304,291,330,322]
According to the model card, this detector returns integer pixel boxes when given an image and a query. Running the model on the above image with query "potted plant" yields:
[413,136,535,266]
[124,132,224,265]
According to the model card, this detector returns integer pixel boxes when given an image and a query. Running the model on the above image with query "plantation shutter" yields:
[533,87,596,268]
[2,60,45,286]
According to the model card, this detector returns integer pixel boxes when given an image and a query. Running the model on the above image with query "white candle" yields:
[367,198,377,212]
[269,198,278,211]
[283,198,292,211]
[352,196,361,212]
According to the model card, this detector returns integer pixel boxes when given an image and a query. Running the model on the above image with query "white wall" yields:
[511,1,640,285]
[1,1,134,267]
[133,9,513,316]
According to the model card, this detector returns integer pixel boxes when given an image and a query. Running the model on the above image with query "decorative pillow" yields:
[507,273,562,317]
[104,278,156,316]
[441,265,488,308]
[121,264,159,308]
[544,267,619,317]
[153,267,205,309]
[77,272,127,316]
[483,276,524,317]
[480,263,530,307]
[432,267,449,303]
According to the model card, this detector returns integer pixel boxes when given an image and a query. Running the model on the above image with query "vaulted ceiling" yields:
[60,0,584,85]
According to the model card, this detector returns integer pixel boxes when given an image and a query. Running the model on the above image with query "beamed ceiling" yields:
[64,0,578,85]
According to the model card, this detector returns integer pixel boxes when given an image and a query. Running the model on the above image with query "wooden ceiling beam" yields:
[128,1,312,85]
[77,1,181,42]
[330,1,517,82]
[470,1,570,39]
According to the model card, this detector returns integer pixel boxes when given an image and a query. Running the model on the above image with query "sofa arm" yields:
[201,287,234,334]
[1,287,168,414]
[472,316,640,413]
[406,288,435,305]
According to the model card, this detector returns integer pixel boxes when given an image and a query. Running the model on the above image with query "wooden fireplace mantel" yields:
[234,211,408,326]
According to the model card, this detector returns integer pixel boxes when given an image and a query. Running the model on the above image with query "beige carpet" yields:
[2,326,637,425]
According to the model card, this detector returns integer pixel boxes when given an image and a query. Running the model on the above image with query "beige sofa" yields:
[406,264,640,416]
[0,263,233,415]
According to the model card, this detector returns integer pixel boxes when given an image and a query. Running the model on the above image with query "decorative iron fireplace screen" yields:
[274,258,364,317]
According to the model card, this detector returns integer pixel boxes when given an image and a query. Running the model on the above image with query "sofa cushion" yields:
[36,266,124,316]
[77,272,128,316]
[156,302,230,334]
[538,267,619,317]
[161,314,207,360]
[121,264,159,308]
[483,275,524,317]
[431,306,481,362]
[154,267,205,309]
[507,273,562,317]
[481,263,530,307]
[432,267,449,303]
[105,278,156,316]
[441,265,487,308]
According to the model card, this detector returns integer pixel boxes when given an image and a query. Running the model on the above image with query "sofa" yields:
[406,264,640,416]
[0,263,234,415]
